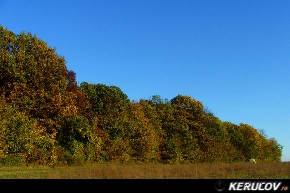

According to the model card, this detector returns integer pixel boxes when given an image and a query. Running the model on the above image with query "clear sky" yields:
[1,0,289,162]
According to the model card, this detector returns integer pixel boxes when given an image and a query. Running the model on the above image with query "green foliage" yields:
[127,102,160,162]
[263,138,283,162]
[0,101,55,165]
[80,82,130,122]
[258,130,283,162]
[146,96,201,163]
[223,121,247,161]
[0,25,283,165]
[224,122,283,162]
[80,82,132,162]
[57,116,103,165]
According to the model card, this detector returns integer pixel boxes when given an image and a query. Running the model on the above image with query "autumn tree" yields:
[57,115,103,164]
[256,129,282,162]
[127,102,160,162]
[262,138,282,162]
[201,112,236,162]
[144,95,201,163]
[80,82,130,126]
[0,99,56,165]
[80,82,131,161]
[0,25,283,165]
[0,25,92,165]
[0,25,79,137]
[170,95,214,162]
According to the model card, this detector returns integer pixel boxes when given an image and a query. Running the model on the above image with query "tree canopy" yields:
[0,25,283,165]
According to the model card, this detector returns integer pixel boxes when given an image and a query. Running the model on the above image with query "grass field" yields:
[0,162,289,179]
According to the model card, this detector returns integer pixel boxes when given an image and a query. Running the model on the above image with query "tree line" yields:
[0,25,282,165]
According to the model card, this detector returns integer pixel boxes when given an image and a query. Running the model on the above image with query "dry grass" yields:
[0,162,289,179]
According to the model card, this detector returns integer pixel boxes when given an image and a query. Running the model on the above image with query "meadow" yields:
[0,162,289,179]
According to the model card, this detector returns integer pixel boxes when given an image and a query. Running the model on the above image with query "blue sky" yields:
[1,0,289,162]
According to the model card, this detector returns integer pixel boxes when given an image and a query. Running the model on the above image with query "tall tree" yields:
[0,25,79,137]
[80,82,130,126]
[80,82,131,161]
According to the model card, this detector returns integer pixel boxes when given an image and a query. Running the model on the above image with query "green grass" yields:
[0,162,289,179]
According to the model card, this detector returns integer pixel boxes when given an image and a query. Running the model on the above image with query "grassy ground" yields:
[0,162,289,179]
